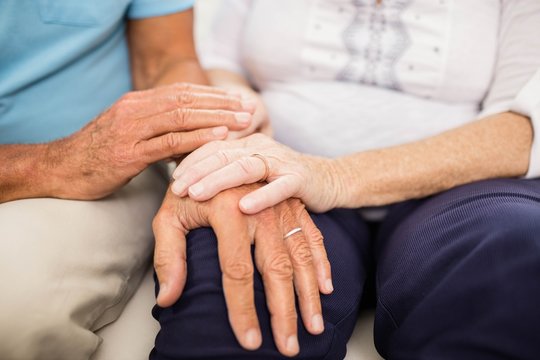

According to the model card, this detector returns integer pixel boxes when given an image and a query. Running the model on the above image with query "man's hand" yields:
[152,184,334,357]
[47,83,255,200]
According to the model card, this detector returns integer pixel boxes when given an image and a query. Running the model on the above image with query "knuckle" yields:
[178,90,196,106]
[281,308,298,323]
[265,253,293,279]
[216,150,232,165]
[178,82,191,92]
[308,227,325,247]
[237,157,257,177]
[153,249,172,272]
[216,109,228,118]
[111,146,132,164]
[289,241,313,267]
[174,108,191,128]
[255,207,276,223]
[163,132,180,150]
[234,303,257,319]
[223,259,254,282]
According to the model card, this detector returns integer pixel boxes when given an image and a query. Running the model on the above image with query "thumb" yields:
[152,213,188,308]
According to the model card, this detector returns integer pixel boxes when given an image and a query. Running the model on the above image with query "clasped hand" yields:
[153,184,333,357]
[48,83,254,200]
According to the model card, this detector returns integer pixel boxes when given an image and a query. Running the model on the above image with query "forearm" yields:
[128,10,208,89]
[0,143,56,203]
[133,57,209,89]
[332,112,533,208]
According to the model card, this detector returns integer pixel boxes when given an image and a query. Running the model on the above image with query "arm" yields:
[168,111,531,213]
[197,0,270,137]
[0,9,254,204]
[127,10,208,88]
[170,0,540,212]
[332,111,532,208]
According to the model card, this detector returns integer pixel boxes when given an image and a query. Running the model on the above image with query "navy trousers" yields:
[151,179,540,359]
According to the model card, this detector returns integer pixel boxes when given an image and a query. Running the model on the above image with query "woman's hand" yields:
[153,183,333,356]
[226,90,272,140]
[170,133,343,214]
[204,69,272,140]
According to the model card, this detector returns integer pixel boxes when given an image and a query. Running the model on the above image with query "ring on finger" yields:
[283,227,302,240]
[250,153,270,182]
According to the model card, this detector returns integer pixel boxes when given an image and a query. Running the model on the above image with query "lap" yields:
[151,209,370,360]
[0,166,167,360]
[375,178,540,359]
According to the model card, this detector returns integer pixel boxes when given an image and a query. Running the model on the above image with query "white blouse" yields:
[198,0,540,178]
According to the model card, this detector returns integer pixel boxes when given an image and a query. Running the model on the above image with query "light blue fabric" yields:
[0,0,194,144]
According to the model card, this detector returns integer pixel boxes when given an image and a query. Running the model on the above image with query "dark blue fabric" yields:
[375,179,540,360]
[151,209,370,360]
[152,179,540,359]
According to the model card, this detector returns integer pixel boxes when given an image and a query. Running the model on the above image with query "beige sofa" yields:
[92,2,383,359]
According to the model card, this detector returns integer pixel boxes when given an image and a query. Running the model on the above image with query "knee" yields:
[375,192,540,360]
[377,195,540,319]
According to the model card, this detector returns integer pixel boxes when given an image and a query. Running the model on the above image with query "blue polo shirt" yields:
[0,0,194,144]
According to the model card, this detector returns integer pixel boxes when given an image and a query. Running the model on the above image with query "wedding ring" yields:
[250,153,270,182]
[283,227,302,239]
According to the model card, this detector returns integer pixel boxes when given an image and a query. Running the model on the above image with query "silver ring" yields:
[250,153,270,182]
[283,227,302,239]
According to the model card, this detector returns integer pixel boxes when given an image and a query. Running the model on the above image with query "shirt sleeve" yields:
[127,0,194,20]
[197,0,252,76]
[478,0,540,178]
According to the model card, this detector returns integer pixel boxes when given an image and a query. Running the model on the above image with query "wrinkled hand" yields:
[226,90,272,140]
[170,133,342,214]
[49,83,255,200]
[153,184,333,357]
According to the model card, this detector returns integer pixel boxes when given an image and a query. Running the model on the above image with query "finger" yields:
[172,149,247,196]
[296,206,333,294]
[213,211,262,351]
[130,83,232,100]
[172,92,256,113]
[184,156,268,200]
[137,126,228,163]
[152,210,188,308]
[113,84,240,119]
[140,109,252,139]
[281,203,324,336]
[150,82,232,97]
[172,134,256,178]
[254,208,299,357]
[239,176,300,214]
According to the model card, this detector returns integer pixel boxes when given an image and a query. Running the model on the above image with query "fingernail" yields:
[312,314,324,333]
[241,100,256,112]
[212,126,228,137]
[286,335,299,354]
[325,279,334,293]
[244,328,261,350]
[171,180,187,195]
[235,112,251,125]
[240,197,255,211]
[189,183,204,197]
